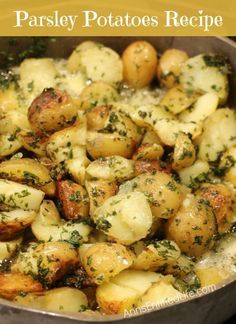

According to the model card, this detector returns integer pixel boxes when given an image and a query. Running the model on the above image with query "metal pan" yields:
[0,36,236,324]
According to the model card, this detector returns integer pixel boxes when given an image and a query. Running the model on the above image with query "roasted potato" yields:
[79,243,134,284]
[196,183,233,234]
[0,273,43,300]
[31,200,91,244]
[86,156,134,182]
[96,269,162,314]
[77,82,119,111]
[0,236,23,261]
[19,130,48,156]
[219,146,236,186]
[157,49,189,88]
[0,209,36,240]
[57,180,89,220]
[28,88,78,133]
[119,172,183,219]
[132,143,164,161]
[85,180,117,216]
[122,41,158,88]
[93,192,153,245]
[0,134,22,159]
[166,194,216,257]
[172,133,196,170]
[134,160,171,176]
[12,241,79,286]
[178,160,210,187]
[0,179,44,211]
[0,158,55,196]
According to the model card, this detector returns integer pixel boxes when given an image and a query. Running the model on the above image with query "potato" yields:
[132,143,164,161]
[0,209,36,240]
[0,236,23,261]
[0,179,44,211]
[165,255,195,277]
[96,269,162,314]
[0,110,31,134]
[93,192,153,245]
[85,180,117,216]
[120,172,182,219]
[198,109,236,162]
[15,287,88,313]
[86,156,134,182]
[134,160,171,176]
[21,287,88,311]
[219,146,236,186]
[142,129,162,145]
[68,42,123,86]
[196,183,233,234]
[178,160,210,187]
[79,243,134,284]
[195,267,233,287]
[86,105,110,130]
[20,59,57,103]
[122,41,158,88]
[0,158,55,196]
[12,241,79,286]
[0,273,43,300]
[47,121,89,184]
[19,130,48,156]
[179,92,219,123]
[31,200,91,244]
[172,133,196,170]
[136,275,183,308]
[159,86,198,114]
[77,82,119,111]
[157,49,189,88]
[0,85,20,113]
[28,88,78,133]
[0,134,22,159]
[166,194,216,256]
[132,240,180,271]
[57,180,89,220]
[87,110,141,159]
[180,54,229,104]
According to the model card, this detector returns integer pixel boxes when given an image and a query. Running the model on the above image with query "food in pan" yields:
[0,39,235,316]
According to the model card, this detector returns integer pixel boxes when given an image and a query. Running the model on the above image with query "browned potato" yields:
[0,209,36,240]
[85,180,117,216]
[157,49,189,88]
[0,158,56,196]
[132,143,164,161]
[56,180,89,220]
[86,105,110,130]
[12,241,79,286]
[172,132,196,170]
[134,160,171,176]
[196,183,233,234]
[122,41,158,88]
[28,88,78,133]
[0,273,43,300]
[87,109,141,159]
[125,172,183,219]
[166,194,216,257]
[19,130,48,156]
[79,243,134,284]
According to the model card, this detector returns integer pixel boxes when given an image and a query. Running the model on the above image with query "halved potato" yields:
[57,180,89,220]
[178,160,210,187]
[0,236,23,260]
[31,200,91,244]
[0,209,36,240]
[19,130,48,157]
[0,179,45,210]
[12,241,79,286]
[16,287,88,313]
[79,243,134,284]
[93,192,153,245]
[0,110,31,134]
[172,133,196,170]
[0,134,22,159]
[96,269,162,314]
[132,143,164,161]
[0,158,55,196]
[0,273,43,300]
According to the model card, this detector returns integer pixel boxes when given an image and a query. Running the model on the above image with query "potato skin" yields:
[79,243,134,284]
[196,183,233,234]
[157,49,189,88]
[85,180,117,216]
[57,180,89,220]
[122,41,158,88]
[172,132,196,170]
[0,273,43,300]
[28,88,78,133]
[166,194,216,257]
